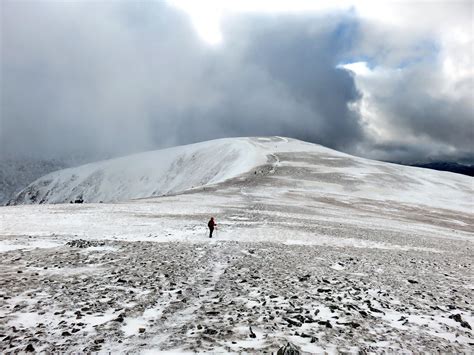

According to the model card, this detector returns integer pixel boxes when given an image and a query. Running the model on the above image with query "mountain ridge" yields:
[9,137,473,213]
[9,137,267,205]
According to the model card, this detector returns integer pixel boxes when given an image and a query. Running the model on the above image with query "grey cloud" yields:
[357,140,474,165]
[1,1,363,161]
[344,2,474,163]
[1,0,204,158]
[349,61,474,163]
[350,1,473,67]
[220,14,364,149]
[1,0,471,165]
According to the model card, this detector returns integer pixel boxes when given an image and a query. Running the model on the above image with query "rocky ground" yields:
[1,235,473,353]
[1,138,472,353]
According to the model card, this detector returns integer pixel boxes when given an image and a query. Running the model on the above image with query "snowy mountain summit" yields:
[10,137,472,212]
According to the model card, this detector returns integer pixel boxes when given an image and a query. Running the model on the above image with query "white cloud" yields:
[339,61,371,76]
[169,0,353,44]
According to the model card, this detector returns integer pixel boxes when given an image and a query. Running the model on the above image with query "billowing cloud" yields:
[1,0,472,164]
[1,1,363,160]
[343,1,474,162]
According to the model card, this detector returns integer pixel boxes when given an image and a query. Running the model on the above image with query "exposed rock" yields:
[249,326,256,338]
[318,320,332,328]
[277,342,300,355]
[66,239,105,248]
[369,306,385,314]
[283,317,302,327]
[25,344,35,352]
[114,314,125,323]
[298,274,310,282]
[1,235,473,353]
[449,314,472,329]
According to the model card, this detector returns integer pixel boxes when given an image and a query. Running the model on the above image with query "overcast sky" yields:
[1,0,473,163]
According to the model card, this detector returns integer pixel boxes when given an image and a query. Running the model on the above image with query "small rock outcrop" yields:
[277,342,300,355]
[66,239,105,248]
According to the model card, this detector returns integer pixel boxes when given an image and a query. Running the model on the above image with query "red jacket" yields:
[208,219,216,228]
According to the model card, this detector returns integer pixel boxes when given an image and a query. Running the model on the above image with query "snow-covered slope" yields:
[10,138,266,205]
[1,136,473,353]
[0,158,68,205]
[10,137,473,212]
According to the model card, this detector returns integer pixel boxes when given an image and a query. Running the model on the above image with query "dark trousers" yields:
[209,227,214,238]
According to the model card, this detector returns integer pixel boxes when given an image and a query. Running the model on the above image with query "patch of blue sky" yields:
[330,15,358,50]
[328,14,379,71]
[396,39,440,69]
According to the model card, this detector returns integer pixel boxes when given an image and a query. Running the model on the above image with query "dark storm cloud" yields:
[385,81,473,152]
[360,141,474,165]
[234,15,363,149]
[347,59,474,163]
[1,0,472,163]
[1,1,363,160]
[344,1,474,163]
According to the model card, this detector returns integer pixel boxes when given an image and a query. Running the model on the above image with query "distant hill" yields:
[0,159,68,205]
[408,162,474,177]
[9,137,473,214]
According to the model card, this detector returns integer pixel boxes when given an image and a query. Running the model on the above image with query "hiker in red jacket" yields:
[208,217,217,238]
